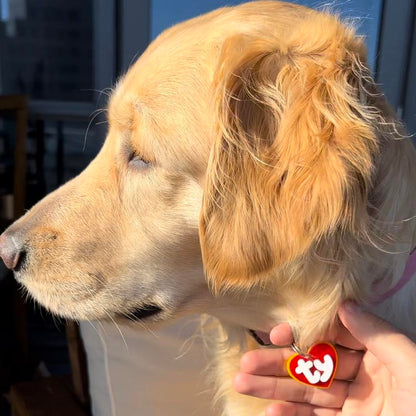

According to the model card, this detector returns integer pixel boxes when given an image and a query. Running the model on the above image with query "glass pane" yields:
[0,0,93,101]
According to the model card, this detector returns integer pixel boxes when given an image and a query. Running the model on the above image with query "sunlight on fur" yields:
[1,2,415,415]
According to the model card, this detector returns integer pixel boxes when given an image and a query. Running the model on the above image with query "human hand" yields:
[233,302,416,415]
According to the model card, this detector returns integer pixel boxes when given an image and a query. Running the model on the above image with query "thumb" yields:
[338,302,416,380]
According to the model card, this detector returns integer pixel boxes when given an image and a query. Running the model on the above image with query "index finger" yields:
[335,321,365,351]
[270,323,294,346]
[270,321,365,351]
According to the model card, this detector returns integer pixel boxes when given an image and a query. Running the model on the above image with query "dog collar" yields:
[248,329,272,346]
[372,248,416,305]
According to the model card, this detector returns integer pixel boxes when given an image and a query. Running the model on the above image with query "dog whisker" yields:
[83,108,108,151]
[120,310,160,340]
[104,310,129,352]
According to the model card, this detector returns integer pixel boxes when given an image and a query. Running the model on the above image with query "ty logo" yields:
[287,342,338,389]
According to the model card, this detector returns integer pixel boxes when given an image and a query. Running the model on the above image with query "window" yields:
[0,0,93,102]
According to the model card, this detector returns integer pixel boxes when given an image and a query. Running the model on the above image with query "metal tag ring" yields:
[291,342,313,358]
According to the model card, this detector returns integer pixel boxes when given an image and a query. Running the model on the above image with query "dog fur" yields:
[2,2,416,415]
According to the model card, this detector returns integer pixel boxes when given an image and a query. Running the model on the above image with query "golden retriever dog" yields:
[1,1,415,414]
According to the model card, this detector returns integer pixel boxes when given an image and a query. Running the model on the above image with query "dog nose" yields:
[0,233,23,270]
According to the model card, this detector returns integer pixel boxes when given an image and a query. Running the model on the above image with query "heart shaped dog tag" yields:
[287,342,337,389]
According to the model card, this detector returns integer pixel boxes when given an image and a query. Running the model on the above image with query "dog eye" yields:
[128,153,152,169]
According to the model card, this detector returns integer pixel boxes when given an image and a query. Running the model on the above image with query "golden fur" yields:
[2,2,415,415]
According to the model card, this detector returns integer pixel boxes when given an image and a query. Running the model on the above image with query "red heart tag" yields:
[287,342,337,389]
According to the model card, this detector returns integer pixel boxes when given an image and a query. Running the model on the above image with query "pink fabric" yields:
[372,249,416,305]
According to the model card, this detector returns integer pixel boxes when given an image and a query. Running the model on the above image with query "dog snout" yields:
[0,232,25,271]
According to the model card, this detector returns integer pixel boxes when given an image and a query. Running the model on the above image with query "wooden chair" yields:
[10,322,90,416]
[0,95,29,369]
[66,322,90,409]
[0,95,28,222]
[0,96,90,415]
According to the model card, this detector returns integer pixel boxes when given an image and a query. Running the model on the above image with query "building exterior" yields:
[0,0,92,102]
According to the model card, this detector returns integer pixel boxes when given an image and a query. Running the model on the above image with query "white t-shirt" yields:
[80,316,217,416]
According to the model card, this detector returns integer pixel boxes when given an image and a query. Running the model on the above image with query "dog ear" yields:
[200,21,380,293]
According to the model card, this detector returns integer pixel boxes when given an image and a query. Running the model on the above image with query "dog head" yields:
[1,2,415,346]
